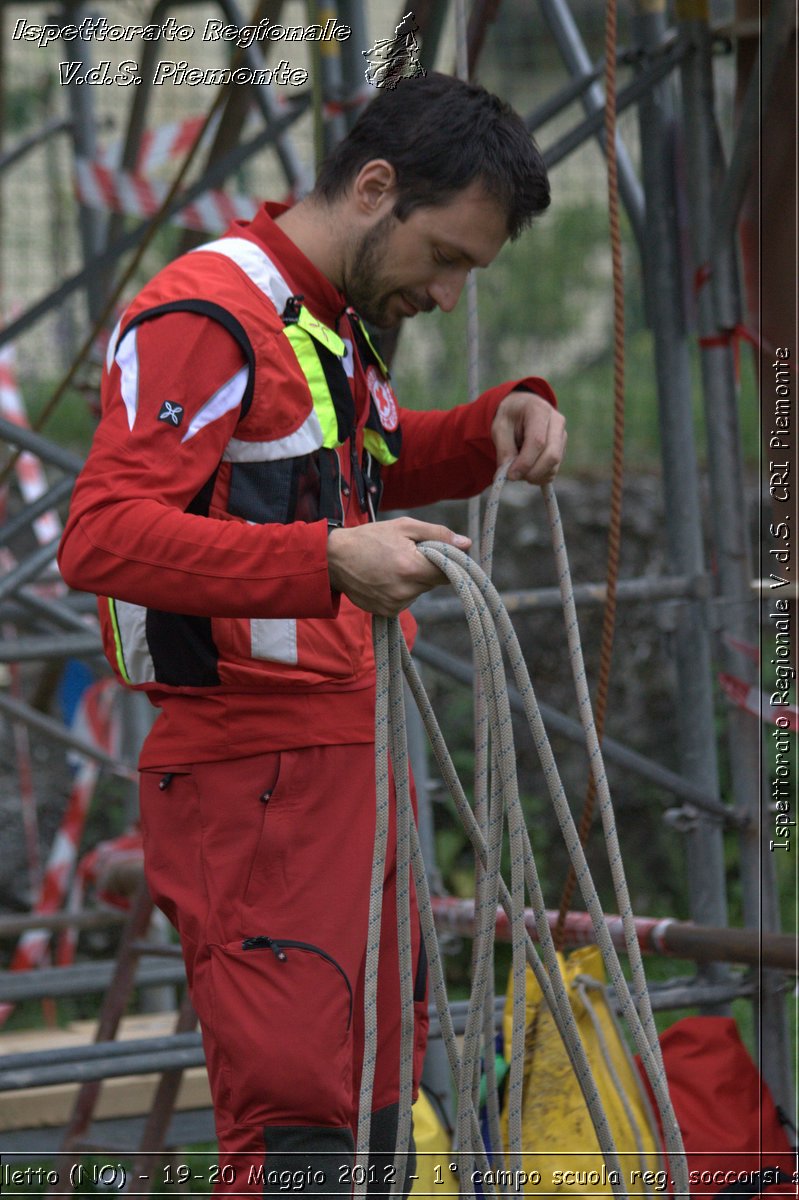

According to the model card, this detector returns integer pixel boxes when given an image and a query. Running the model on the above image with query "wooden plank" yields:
[0,1067,212,1129]
[0,1012,211,1131]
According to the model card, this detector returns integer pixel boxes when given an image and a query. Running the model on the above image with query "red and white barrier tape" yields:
[0,679,122,1028]
[78,830,143,912]
[0,757,100,1026]
[0,542,42,897]
[719,672,798,732]
[430,895,685,958]
[0,345,62,546]
[95,91,366,179]
[97,114,215,176]
[721,633,760,664]
[0,344,65,900]
[58,829,144,966]
[75,158,258,233]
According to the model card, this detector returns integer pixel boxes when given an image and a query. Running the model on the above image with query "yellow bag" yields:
[409,1086,457,1198]
[501,946,665,1195]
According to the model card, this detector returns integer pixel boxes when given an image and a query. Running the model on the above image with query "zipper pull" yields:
[242,936,287,962]
[363,451,379,523]
[349,442,368,512]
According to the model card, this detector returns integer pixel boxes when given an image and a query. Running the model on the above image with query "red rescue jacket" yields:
[59,205,556,764]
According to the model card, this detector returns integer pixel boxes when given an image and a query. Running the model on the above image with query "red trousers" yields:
[140,743,428,1196]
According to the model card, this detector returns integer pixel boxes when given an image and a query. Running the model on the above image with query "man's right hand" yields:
[327,517,471,617]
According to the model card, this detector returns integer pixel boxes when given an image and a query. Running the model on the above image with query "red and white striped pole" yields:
[0,680,120,1028]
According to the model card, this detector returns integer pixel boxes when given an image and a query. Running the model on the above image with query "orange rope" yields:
[554,0,626,948]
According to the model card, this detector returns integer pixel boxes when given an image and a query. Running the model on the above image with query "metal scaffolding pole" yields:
[0,477,74,548]
[413,639,742,824]
[536,0,646,248]
[0,108,307,351]
[0,116,73,174]
[0,541,61,606]
[337,0,370,126]
[12,586,92,632]
[0,692,132,776]
[219,0,312,193]
[1,0,793,1133]
[414,570,706,620]
[676,4,792,1111]
[630,3,730,1000]
[711,0,796,278]
[307,0,348,161]
[58,2,106,322]
[0,632,103,661]
[539,35,691,171]
[0,414,83,474]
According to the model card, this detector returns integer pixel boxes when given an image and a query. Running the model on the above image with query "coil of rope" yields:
[357,468,689,1199]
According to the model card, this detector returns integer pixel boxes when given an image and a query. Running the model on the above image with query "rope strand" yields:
[555,0,628,950]
[366,476,689,1195]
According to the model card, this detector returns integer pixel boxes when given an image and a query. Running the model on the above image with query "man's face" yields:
[342,181,509,329]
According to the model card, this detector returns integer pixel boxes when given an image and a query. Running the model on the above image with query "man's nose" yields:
[428,272,468,313]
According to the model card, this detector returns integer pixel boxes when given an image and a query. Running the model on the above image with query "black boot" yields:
[261,1124,355,1196]
[367,1103,417,1200]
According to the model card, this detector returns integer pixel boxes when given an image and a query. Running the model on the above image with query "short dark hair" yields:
[313,72,549,239]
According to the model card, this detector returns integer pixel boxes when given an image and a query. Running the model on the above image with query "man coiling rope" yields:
[363,469,689,1198]
[58,68,668,1197]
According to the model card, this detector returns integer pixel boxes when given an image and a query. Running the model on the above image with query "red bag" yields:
[638,1016,796,1197]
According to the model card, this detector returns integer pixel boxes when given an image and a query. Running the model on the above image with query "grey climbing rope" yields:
[418,534,625,1195]
[359,473,689,1198]
[574,971,664,1194]
[355,615,393,1182]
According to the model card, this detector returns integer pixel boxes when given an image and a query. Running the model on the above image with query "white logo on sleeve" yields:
[158,401,185,427]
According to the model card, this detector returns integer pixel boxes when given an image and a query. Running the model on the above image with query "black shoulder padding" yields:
[118,300,256,421]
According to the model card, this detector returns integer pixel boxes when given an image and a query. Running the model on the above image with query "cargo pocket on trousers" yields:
[240,752,286,911]
[138,767,196,935]
[209,935,354,1128]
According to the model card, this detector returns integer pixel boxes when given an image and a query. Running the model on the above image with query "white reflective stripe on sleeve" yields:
[106,316,122,372]
[223,409,324,462]
[115,328,139,432]
[191,236,292,314]
[251,618,298,665]
[181,364,249,444]
[114,600,156,683]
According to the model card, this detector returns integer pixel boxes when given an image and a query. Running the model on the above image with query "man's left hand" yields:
[491,390,567,485]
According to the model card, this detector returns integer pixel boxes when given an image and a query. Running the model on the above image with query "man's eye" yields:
[434,250,455,266]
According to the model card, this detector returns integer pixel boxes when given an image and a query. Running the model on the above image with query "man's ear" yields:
[351,159,397,217]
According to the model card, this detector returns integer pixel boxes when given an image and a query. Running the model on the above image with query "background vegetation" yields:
[0,1,791,1186]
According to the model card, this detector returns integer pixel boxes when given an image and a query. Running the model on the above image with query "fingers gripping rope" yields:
[360,474,689,1199]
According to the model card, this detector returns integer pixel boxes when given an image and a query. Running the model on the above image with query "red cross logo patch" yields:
[366,366,399,432]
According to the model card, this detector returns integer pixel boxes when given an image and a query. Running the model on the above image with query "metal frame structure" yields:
[0,0,794,1153]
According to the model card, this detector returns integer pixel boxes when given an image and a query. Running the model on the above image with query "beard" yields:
[342,213,398,328]
[342,213,432,329]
